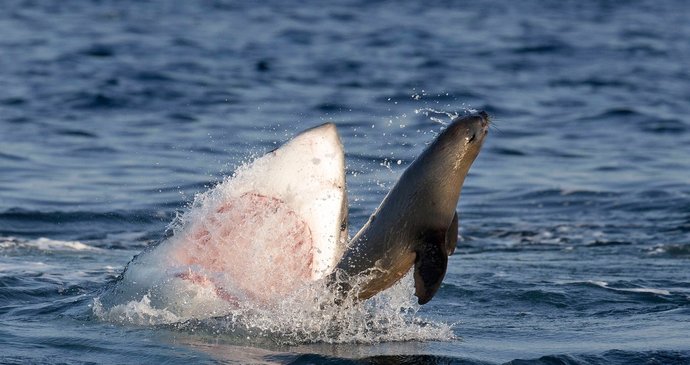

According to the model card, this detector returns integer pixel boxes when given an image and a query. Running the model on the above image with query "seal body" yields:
[332,112,489,304]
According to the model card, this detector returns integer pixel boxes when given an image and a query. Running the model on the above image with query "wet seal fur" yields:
[330,111,489,304]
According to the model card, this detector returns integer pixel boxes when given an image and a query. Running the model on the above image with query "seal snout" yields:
[439,111,490,148]
[476,111,491,132]
[474,111,490,141]
[461,111,490,144]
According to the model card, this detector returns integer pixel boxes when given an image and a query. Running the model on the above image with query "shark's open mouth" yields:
[172,192,314,304]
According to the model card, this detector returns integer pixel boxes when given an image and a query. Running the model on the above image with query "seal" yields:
[330,111,489,304]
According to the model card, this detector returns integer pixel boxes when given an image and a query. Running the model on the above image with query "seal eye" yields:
[468,134,476,143]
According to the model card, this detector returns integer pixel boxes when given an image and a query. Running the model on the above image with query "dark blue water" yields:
[1,0,689,364]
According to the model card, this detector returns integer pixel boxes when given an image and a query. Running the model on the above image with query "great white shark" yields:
[98,112,488,317]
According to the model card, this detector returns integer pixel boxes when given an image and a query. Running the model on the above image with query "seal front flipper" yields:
[414,228,450,305]
[414,212,458,304]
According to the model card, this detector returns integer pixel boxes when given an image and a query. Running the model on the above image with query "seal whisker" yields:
[487,119,504,134]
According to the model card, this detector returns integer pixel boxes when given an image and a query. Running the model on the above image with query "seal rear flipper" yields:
[446,211,458,256]
[414,229,449,305]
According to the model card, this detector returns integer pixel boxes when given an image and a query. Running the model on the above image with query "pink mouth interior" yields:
[172,192,314,304]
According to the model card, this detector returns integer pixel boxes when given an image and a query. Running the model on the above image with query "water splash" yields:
[95,272,454,344]
[414,107,478,126]
[94,138,453,344]
[93,295,181,325]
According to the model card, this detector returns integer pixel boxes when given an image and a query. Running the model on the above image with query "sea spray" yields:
[95,272,454,344]
[94,124,454,343]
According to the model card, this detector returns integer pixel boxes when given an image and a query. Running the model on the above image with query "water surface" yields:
[1,0,689,364]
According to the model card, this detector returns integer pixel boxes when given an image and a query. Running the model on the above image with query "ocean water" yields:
[1,0,689,364]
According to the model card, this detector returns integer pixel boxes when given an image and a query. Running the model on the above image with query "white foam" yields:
[619,287,672,295]
[92,295,180,326]
[0,236,102,252]
[587,280,671,296]
[228,274,453,344]
[0,261,52,272]
[94,273,454,344]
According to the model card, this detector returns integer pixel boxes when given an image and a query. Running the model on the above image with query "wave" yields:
[581,280,672,296]
[162,347,690,365]
[647,243,690,258]
[573,107,688,134]
[0,208,170,224]
[511,42,571,55]
[0,236,102,252]
[0,208,171,241]
[503,350,690,365]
